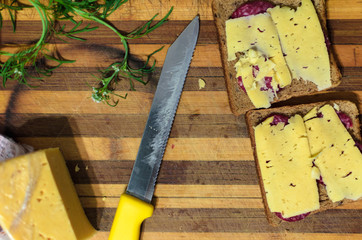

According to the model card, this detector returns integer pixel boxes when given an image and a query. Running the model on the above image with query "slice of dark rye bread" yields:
[212,0,342,116]
[245,100,361,226]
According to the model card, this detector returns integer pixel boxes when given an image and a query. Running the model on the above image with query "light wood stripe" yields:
[0,91,231,114]
[2,91,362,115]
[80,197,264,209]
[80,196,362,209]
[4,0,362,21]
[90,232,362,240]
[17,137,254,161]
[1,44,360,68]
[334,45,362,67]
[75,184,261,198]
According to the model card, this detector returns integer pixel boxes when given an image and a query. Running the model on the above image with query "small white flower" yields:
[14,68,22,76]
[112,65,120,72]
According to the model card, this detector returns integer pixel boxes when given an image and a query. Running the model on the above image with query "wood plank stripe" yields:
[75,184,261,198]
[2,113,248,138]
[80,196,362,210]
[3,66,361,92]
[16,137,254,161]
[85,208,362,232]
[66,160,259,185]
[1,67,227,92]
[334,45,362,67]
[90,232,362,240]
[3,91,362,115]
[80,197,264,209]
[4,0,362,20]
[1,91,231,114]
[2,20,361,45]
[1,44,360,68]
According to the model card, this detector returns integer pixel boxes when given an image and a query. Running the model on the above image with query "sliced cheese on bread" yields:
[254,114,320,218]
[304,104,362,202]
[226,12,292,108]
[267,0,331,90]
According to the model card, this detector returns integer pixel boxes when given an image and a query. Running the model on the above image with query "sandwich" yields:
[245,100,362,226]
[212,0,342,115]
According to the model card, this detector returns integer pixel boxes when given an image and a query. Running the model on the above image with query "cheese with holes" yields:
[225,12,292,107]
[254,115,319,218]
[0,148,96,240]
[304,105,362,202]
[268,0,330,90]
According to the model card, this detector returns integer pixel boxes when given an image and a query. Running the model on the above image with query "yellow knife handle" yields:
[108,193,154,240]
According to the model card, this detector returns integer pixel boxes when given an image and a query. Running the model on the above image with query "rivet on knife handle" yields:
[108,193,154,240]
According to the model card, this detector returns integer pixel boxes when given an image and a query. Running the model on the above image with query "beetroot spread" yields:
[252,65,260,78]
[260,77,273,91]
[355,141,362,153]
[336,111,353,129]
[231,1,275,18]
[275,212,311,222]
[237,76,247,93]
[270,114,289,126]
[317,176,326,186]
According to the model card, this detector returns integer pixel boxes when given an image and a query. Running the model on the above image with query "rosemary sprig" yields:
[0,0,173,106]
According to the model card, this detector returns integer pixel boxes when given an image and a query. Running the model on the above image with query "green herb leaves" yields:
[0,0,172,106]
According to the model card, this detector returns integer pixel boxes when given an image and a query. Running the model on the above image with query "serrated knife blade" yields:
[108,16,199,240]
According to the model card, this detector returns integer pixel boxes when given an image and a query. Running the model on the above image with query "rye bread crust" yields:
[212,0,342,115]
[245,100,361,226]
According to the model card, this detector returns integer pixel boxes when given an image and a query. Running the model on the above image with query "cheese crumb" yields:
[75,164,80,173]
[198,78,206,89]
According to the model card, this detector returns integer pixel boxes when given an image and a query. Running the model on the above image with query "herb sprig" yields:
[0,0,172,106]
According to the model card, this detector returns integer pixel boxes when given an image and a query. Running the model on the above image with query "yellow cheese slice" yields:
[0,148,97,240]
[226,12,292,88]
[304,104,362,202]
[268,0,331,90]
[254,115,320,218]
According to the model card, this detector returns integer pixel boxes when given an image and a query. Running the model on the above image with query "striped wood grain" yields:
[1,0,362,238]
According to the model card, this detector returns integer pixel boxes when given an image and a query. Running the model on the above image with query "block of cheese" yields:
[304,105,362,202]
[268,0,331,90]
[254,115,320,218]
[226,12,292,108]
[0,148,96,240]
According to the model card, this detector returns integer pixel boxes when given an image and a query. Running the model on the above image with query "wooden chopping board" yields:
[0,0,361,239]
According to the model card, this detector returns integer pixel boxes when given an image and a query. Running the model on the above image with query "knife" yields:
[108,16,199,240]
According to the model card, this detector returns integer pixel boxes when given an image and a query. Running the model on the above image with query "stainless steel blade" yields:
[126,16,199,203]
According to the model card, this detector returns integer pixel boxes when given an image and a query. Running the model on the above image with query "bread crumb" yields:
[198,78,206,89]
[102,196,107,201]
[85,165,89,171]
[75,164,80,173]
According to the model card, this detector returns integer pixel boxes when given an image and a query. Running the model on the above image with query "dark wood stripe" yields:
[2,20,362,45]
[66,160,258,185]
[327,20,362,44]
[2,66,362,91]
[1,113,248,138]
[85,207,362,233]
[2,67,226,92]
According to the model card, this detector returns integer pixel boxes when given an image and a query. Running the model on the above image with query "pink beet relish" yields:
[252,65,260,78]
[260,76,273,91]
[275,212,311,222]
[336,111,353,129]
[355,141,362,153]
[230,1,275,18]
[270,114,289,126]
[237,76,247,93]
